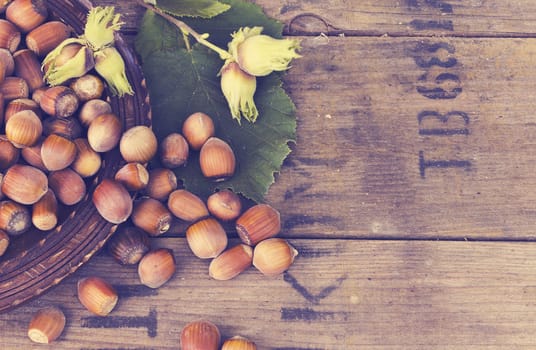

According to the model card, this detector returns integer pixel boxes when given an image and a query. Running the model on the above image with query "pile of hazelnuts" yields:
[25,112,298,346]
[83,112,298,346]
[102,111,298,286]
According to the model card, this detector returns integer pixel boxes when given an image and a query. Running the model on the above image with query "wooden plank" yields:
[5,1,536,349]
[94,1,536,38]
[257,35,536,240]
[88,2,536,241]
[91,0,143,36]
[256,0,536,37]
[2,238,536,349]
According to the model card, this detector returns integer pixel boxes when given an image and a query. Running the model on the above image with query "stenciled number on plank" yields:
[410,40,472,178]
[412,42,458,68]
[413,42,462,99]
[407,0,454,31]
[407,0,453,13]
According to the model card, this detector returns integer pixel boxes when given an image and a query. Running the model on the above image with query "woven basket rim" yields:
[0,0,150,313]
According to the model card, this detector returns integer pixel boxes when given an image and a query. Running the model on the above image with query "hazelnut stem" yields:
[136,0,232,61]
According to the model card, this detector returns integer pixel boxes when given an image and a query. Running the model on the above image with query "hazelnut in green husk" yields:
[228,26,301,77]
[219,61,258,123]
[82,6,123,51]
[94,46,133,97]
[42,6,132,96]
[42,39,94,86]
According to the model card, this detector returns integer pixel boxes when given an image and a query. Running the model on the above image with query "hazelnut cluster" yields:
[25,110,297,345]
[0,1,298,345]
[103,111,298,285]
[0,0,124,257]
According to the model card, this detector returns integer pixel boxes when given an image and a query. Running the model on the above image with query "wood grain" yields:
[2,238,536,349]
[256,0,536,37]
[95,1,536,37]
[263,35,536,240]
[4,1,536,349]
[89,0,536,240]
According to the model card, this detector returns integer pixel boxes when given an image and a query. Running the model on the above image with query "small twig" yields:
[181,28,191,51]
[136,0,232,60]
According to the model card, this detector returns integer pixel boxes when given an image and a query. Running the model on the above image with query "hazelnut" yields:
[235,204,281,246]
[13,48,44,91]
[48,168,86,206]
[221,336,257,350]
[92,179,132,224]
[1,164,47,205]
[199,137,236,181]
[0,76,29,100]
[180,320,221,350]
[87,113,122,152]
[41,42,86,75]
[31,189,57,231]
[5,0,48,33]
[69,74,104,101]
[40,134,77,171]
[25,20,71,57]
[252,238,298,276]
[0,19,20,52]
[186,217,228,259]
[0,199,31,235]
[77,276,118,316]
[39,86,79,118]
[159,132,189,168]
[107,226,150,265]
[145,167,177,201]
[207,189,242,221]
[78,98,112,127]
[182,112,215,150]
[138,248,176,289]
[119,125,158,164]
[167,189,209,223]
[5,109,42,148]
[131,197,172,236]
[71,138,102,178]
[114,162,149,191]
[27,306,65,344]
[209,244,253,281]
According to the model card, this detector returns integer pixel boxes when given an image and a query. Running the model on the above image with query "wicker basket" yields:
[0,0,150,312]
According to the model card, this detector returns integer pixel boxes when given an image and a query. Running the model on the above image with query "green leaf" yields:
[155,0,230,19]
[179,0,285,44]
[135,1,297,202]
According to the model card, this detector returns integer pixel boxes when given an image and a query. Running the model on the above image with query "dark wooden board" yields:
[96,1,536,37]
[4,0,536,349]
[264,36,536,240]
[3,238,536,349]
[89,0,536,240]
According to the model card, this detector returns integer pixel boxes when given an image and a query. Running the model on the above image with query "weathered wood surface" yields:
[267,35,536,240]
[4,0,536,349]
[93,0,536,241]
[259,0,536,37]
[4,239,536,349]
[96,1,536,37]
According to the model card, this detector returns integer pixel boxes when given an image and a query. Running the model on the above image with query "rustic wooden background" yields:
[3,0,536,349]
